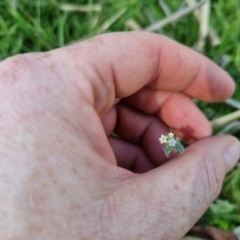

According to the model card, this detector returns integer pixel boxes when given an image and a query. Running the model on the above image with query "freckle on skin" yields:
[50,209,56,215]
[72,167,78,174]
[4,141,17,151]
[35,208,44,216]
[50,64,55,70]
[1,210,7,217]
[60,187,67,195]
[70,203,81,212]
[69,141,77,149]
[191,192,196,198]
[27,224,43,234]
[44,86,51,94]
[182,206,187,213]
[46,167,54,178]
[38,195,46,203]
[34,141,43,151]
[30,170,42,182]
[57,136,64,144]
[173,184,179,190]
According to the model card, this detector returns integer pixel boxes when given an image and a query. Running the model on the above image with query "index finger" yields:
[61,31,234,114]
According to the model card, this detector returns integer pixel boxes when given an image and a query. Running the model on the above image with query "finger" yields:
[101,106,117,135]
[125,88,212,141]
[109,137,156,173]
[58,31,234,114]
[116,136,240,239]
[115,103,170,165]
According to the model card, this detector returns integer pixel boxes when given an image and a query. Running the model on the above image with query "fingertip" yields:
[210,68,236,101]
[159,93,212,142]
[225,72,236,99]
[184,60,236,102]
[224,136,240,172]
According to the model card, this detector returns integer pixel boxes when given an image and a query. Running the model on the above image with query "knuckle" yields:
[0,53,34,85]
[0,53,31,70]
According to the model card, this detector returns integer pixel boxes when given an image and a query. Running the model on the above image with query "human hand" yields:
[0,32,239,240]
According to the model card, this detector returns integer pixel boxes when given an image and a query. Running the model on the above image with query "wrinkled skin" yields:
[0,32,239,240]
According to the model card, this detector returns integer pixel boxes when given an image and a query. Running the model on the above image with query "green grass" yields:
[1,0,240,234]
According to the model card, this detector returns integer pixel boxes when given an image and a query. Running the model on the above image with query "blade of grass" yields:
[58,12,68,47]
[211,110,240,128]
[59,3,102,12]
[97,8,127,34]
[144,0,206,32]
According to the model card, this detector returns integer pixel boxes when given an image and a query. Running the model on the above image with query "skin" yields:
[0,32,239,240]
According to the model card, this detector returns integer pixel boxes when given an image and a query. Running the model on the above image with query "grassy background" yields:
[0,0,240,234]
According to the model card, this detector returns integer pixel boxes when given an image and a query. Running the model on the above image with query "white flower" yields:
[168,138,177,147]
[159,135,167,144]
[159,132,185,157]
[168,132,174,138]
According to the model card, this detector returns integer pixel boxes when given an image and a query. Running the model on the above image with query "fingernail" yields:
[224,140,240,172]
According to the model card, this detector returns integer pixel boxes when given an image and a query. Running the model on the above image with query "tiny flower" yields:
[168,132,174,138]
[159,135,167,144]
[159,132,185,157]
[168,138,177,147]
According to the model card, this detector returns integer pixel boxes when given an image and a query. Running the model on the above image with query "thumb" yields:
[117,135,240,239]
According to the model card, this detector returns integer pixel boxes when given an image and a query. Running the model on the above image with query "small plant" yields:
[159,132,185,158]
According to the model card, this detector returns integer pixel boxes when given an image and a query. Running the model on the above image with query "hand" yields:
[0,32,239,240]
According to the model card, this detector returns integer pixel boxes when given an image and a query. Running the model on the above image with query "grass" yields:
[1,0,240,235]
